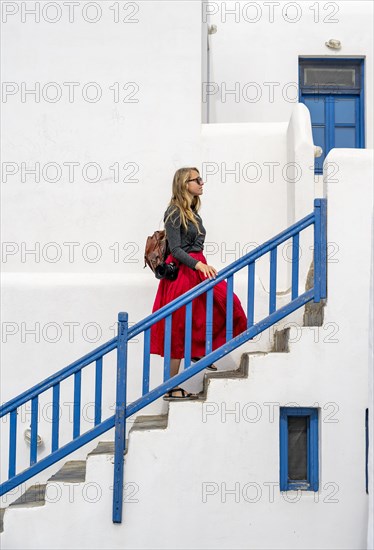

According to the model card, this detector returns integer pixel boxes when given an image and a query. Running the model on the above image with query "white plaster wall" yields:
[1,3,372,544]
[1,1,318,492]
[286,103,315,221]
[0,0,204,498]
[368,211,374,550]
[286,102,316,288]
[1,147,372,550]
[206,0,373,147]
[321,148,374,550]
[0,338,369,550]
[201,121,289,280]
[200,108,316,290]
[323,149,373,332]
[1,1,203,275]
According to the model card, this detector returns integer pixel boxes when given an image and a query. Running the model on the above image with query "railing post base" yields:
[112,312,128,524]
[313,198,327,302]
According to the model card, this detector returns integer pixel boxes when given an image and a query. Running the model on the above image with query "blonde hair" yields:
[165,167,202,233]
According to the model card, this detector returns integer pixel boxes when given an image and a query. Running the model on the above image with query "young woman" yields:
[150,167,247,400]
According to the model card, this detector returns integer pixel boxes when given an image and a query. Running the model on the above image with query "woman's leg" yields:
[191,357,217,371]
[170,358,181,378]
[169,358,183,394]
[163,358,197,400]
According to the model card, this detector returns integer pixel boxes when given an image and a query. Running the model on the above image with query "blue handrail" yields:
[0,198,327,524]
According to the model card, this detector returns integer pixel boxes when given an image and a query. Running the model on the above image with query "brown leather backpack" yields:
[144,230,169,274]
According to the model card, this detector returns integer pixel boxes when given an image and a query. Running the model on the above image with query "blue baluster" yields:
[52,383,60,452]
[30,397,38,466]
[73,370,81,439]
[320,199,327,299]
[247,262,255,328]
[95,358,103,426]
[206,289,213,355]
[184,302,192,369]
[269,248,277,314]
[142,328,151,395]
[314,201,321,302]
[163,315,172,382]
[113,312,128,524]
[292,233,300,300]
[9,409,17,478]
[226,275,234,341]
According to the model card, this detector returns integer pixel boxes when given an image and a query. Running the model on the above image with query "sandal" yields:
[191,357,218,371]
[163,387,198,401]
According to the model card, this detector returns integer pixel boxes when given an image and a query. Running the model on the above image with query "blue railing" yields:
[0,199,327,523]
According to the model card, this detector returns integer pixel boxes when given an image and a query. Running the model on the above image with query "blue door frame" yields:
[299,58,365,174]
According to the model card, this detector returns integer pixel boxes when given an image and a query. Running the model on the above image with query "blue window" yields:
[299,58,365,174]
[280,407,319,491]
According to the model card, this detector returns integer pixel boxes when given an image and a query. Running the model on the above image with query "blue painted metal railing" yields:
[0,198,327,523]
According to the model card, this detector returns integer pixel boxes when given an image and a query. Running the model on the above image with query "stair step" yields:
[304,300,325,326]
[205,367,247,379]
[88,439,129,457]
[130,414,168,432]
[9,484,47,508]
[272,328,290,352]
[88,441,115,456]
[201,353,253,397]
[48,460,86,483]
[0,508,5,533]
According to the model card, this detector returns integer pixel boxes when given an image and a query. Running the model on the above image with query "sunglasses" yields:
[187,176,204,185]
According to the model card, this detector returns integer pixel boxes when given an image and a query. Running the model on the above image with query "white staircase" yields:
[0,318,368,549]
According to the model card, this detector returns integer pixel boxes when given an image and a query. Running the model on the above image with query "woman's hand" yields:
[195,261,218,280]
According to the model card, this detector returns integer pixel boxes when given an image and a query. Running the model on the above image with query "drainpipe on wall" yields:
[206,24,217,124]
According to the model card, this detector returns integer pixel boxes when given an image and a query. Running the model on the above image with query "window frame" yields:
[298,57,365,175]
[280,407,319,492]
[299,58,362,95]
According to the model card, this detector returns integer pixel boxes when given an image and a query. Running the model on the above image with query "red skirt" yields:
[150,251,248,359]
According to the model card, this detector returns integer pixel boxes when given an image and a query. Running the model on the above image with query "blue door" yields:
[299,59,364,174]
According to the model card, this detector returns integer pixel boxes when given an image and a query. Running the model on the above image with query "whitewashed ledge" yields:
[1,272,159,288]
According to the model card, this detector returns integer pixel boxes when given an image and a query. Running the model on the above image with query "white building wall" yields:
[204,0,373,148]
[1,1,317,487]
[368,210,374,550]
[1,1,373,546]
[1,147,372,550]
[1,0,204,496]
